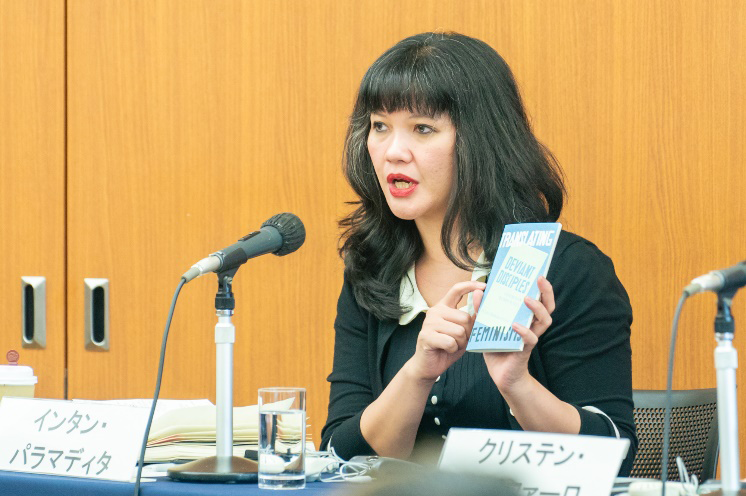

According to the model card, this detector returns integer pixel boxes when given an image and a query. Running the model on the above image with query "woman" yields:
[321,32,637,475]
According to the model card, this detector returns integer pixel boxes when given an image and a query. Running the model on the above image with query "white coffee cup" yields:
[0,364,38,401]
[628,480,696,496]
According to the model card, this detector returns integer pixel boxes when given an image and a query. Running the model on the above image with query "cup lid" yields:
[0,365,38,385]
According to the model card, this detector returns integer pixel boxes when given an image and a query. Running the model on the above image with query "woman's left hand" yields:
[482,276,556,394]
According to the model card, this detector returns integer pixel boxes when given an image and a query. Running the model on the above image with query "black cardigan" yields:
[321,231,637,475]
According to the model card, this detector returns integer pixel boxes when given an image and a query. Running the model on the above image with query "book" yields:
[144,400,312,463]
[466,222,562,353]
[73,398,313,463]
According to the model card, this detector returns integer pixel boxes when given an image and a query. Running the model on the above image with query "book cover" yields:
[466,222,562,353]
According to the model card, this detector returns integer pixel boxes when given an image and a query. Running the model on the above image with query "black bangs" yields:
[356,44,456,119]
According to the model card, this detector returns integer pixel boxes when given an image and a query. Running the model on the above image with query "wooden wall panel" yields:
[67,0,746,468]
[65,0,350,447]
[0,0,65,398]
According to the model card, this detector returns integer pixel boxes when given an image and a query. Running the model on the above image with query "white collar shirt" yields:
[398,252,490,326]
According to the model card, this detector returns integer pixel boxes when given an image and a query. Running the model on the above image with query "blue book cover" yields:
[466,223,562,353]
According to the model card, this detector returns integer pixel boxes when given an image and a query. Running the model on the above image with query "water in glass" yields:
[258,408,305,489]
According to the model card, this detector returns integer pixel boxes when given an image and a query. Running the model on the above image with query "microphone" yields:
[684,261,746,296]
[182,213,305,282]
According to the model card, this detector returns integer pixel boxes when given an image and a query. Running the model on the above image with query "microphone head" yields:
[262,213,306,256]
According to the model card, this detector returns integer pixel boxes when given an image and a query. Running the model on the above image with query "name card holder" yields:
[438,428,629,495]
[0,397,149,481]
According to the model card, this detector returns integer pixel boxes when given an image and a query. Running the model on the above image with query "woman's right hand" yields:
[405,280,486,382]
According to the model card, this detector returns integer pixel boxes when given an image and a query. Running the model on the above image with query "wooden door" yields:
[65,0,348,445]
[0,0,66,398]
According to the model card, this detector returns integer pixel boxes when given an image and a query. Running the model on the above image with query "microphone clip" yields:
[715,290,736,336]
[215,268,238,311]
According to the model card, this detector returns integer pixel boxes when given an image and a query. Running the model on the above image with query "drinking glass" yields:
[258,387,306,489]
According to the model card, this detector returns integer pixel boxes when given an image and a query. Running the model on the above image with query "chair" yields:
[631,388,719,481]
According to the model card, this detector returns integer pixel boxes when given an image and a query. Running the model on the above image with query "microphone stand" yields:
[168,268,258,482]
[714,290,742,495]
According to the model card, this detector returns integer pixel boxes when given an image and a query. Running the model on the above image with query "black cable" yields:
[661,291,689,496]
[133,277,187,496]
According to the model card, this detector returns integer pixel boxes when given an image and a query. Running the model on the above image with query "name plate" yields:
[0,397,149,481]
[439,428,629,495]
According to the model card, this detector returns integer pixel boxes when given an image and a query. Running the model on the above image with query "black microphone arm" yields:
[684,261,746,296]
[181,213,305,283]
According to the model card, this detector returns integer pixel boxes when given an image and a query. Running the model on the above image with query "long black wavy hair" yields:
[340,32,566,321]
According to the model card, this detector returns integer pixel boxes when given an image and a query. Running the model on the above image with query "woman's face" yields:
[367,110,457,226]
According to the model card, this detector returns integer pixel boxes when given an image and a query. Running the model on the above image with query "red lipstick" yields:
[387,174,418,197]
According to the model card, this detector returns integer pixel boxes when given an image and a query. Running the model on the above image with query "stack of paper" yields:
[73,398,311,463]
[146,403,261,462]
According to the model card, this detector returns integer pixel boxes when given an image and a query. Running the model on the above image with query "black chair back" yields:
[631,388,718,481]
